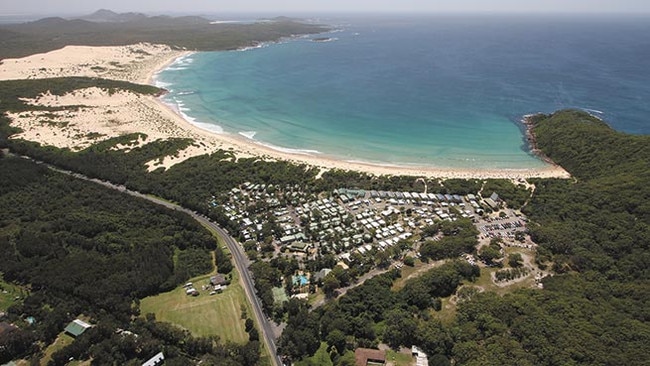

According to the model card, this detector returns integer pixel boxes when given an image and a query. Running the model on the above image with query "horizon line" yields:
[3,9,650,17]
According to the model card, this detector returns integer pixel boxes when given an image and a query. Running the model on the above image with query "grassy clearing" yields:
[391,259,441,291]
[295,342,333,366]
[272,287,289,304]
[141,225,272,359]
[392,262,421,291]
[202,227,274,364]
[432,297,458,325]
[0,276,25,311]
[432,266,499,324]
[40,332,74,366]
[141,270,248,343]
[386,349,415,366]
[474,261,538,295]
[307,289,325,307]
[432,260,540,325]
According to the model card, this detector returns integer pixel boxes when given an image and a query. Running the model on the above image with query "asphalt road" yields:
[19,155,282,366]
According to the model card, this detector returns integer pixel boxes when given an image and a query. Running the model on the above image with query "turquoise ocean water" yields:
[156,15,650,170]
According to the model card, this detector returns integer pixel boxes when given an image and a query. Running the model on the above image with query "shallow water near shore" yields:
[157,15,650,170]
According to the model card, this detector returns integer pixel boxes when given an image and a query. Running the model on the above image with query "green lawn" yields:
[143,221,274,363]
[386,349,415,366]
[272,287,289,304]
[307,289,325,307]
[140,271,248,343]
[391,259,435,291]
[432,297,458,325]
[0,276,25,311]
[40,332,74,366]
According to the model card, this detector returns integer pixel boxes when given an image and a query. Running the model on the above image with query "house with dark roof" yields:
[355,348,386,366]
[210,274,227,286]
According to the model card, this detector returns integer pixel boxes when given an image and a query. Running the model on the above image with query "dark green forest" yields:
[0,14,326,60]
[0,156,260,365]
[0,70,649,365]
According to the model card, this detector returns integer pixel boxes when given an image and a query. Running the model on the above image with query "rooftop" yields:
[64,319,92,337]
[355,348,386,366]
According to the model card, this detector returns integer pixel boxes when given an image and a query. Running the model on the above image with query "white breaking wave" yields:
[162,54,194,74]
[346,159,407,168]
[583,108,604,114]
[154,80,172,88]
[580,108,605,121]
[161,98,225,134]
[256,141,321,156]
[238,43,268,52]
[239,131,257,139]
[192,121,225,134]
[236,129,321,154]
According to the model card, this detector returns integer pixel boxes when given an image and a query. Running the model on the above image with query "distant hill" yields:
[0,11,327,60]
[268,16,303,22]
[76,9,148,23]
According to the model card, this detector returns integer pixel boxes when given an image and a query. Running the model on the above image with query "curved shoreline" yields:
[158,91,573,180]
[153,93,571,179]
[151,53,570,180]
[0,43,570,180]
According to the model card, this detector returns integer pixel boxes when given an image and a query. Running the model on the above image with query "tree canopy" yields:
[0,156,252,364]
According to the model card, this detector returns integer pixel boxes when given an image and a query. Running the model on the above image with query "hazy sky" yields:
[2,0,649,16]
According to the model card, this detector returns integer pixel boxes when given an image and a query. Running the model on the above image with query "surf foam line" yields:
[160,96,225,134]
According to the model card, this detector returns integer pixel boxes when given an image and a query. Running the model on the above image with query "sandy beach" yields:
[1,43,570,179]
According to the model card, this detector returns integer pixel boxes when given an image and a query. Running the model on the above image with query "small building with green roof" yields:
[64,319,92,338]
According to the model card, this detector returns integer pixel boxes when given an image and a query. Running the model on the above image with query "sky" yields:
[1,0,650,16]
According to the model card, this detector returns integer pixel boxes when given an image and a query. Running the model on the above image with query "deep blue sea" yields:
[156,15,650,169]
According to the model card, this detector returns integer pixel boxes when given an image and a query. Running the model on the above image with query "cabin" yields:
[210,274,227,286]
[354,348,386,366]
[64,319,92,338]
